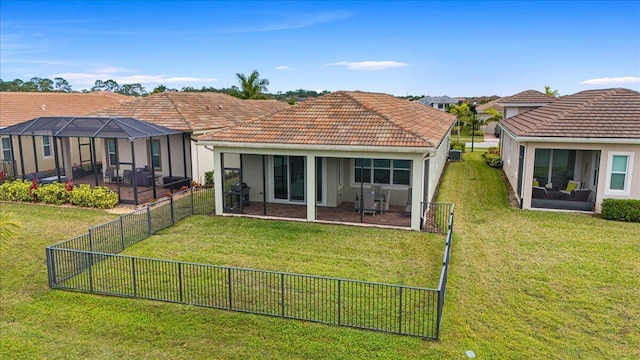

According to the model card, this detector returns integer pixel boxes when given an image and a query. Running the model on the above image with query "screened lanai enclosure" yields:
[0,117,191,205]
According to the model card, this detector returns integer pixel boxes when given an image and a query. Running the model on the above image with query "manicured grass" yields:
[123,216,444,287]
[1,152,639,359]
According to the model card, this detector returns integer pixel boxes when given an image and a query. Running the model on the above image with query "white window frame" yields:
[149,139,162,171]
[42,136,52,158]
[604,151,634,196]
[107,139,117,167]
[351,158,411,187]
[1,136,12,161]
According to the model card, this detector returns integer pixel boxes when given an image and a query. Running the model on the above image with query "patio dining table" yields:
[40,175,67,184]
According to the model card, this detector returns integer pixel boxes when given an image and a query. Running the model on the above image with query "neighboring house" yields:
[497,88,640,213]
[92,92,290,184]
[0,92,133,178]
[477,98,504,136]
[198,91,457,230]
[418,95,458,111]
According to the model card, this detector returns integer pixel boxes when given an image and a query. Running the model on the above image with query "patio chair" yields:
[564,188,591,202]
[381,190,392,213]
[104,167,116,183]
[403,188,412,217]
[560,180,581,195]
[532,186,548,199]
[362,191,379,215]
[122,169,133,186]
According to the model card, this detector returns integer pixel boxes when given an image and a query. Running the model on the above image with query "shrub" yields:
[473,130,484,136]
[0,180,35,202]
[484,153,503,168]
[450,141,466,152]
[204,171,214,187]
[69,184,119,209]
[601,199,640,222]
[33,182,70,205]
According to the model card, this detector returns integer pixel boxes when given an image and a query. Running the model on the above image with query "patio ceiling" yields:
[0,116,184,140]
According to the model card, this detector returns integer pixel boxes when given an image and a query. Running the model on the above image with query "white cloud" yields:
[325,60,409,71]
[276,65,291,70]
[50,72,218,86]
[580,76,640,85]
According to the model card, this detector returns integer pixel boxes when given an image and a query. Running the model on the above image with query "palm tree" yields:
[484,107,503,124]
[544,86,559,97]
[447,103,470,143]
[235,70,270,99]
[0,211,22,246]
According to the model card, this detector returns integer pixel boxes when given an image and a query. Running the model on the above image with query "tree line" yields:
[0,70,330,103]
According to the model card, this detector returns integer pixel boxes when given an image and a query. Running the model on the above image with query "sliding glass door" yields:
[273,155,305,202]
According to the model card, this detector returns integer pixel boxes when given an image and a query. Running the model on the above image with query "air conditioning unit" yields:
[449,149,462,161]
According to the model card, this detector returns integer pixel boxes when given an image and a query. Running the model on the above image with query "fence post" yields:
[191,188,195,215]
[120,216,125,251]
[337,279,341,325]
[46,248,56,287]
[178,262,183,303]
[132,257,137,298]
[170,195,175,225]
[280,273,285,318]
[88,252,94,292]
[88,228,94,252]
[398,287,403,334]
[147,204,152,236]
[227,268,233,310]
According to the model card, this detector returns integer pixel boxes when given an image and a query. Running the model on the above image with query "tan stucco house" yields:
[92,92,289,184]
[199,91,456,230]
[497,88,640,212]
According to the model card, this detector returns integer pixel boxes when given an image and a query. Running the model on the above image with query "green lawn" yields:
[1,152,639,359]
[123,216,443,287]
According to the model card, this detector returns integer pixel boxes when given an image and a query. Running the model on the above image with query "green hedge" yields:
[0,180,119,209]
[601,199,640,222]
[484,153,503,168]
[450,141,466,152]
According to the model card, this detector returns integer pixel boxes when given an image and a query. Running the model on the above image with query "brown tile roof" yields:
[500,88,640,139]
[200,91,457,148]
[91,92,290,132]
[498,90,556,105]
[0,92,132,127]
[477,98,503,113]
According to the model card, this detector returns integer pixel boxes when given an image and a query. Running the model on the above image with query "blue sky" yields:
[1,1,639,97]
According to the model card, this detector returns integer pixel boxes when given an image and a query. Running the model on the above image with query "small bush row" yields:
[601,199,640,222]
[0,179,119,209]
[481,147,503,168]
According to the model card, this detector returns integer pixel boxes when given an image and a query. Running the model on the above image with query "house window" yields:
[149,139,161,170]
[605,152,633,195]
[42,136,52,158]
[354,158,410,186]
[1,137,12,160]
[107,139,117,166]
[533,149,576,188]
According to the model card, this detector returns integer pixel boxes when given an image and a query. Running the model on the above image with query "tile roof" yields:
[91,92,289,132]
[500,88,640,139]
[498,90,556,105]
[200,91,457,148]
[0,92,132,127]
[418,95,458,105]
[477,98,503,113]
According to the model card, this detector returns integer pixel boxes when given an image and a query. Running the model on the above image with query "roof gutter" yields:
[498,125,640,144]
[202,141,434,154]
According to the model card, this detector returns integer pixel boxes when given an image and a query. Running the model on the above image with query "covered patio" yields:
[0,116,191,205]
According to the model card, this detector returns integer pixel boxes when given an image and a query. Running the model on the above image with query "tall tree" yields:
[117,83,147,96]
[54,77,72,92]
[235,70,269,99]
[544,86,559,97]
[447,103,470,143]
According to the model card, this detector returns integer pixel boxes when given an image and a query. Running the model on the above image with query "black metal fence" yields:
[46,193,454,339]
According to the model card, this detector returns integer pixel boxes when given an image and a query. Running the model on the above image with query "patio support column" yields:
[410,157,424,231]
[31,136,39,173]
[213,149,223,215]
[262,155,267,215]
[306,154,316,222]
[90,138,99,186]
[17,136,26,177]
[61,138,72,180]
[166,135,173,187]
[131,141,139,205]
[149,136,157,200]
[8,135,17,177]
[182,134,188,180]
[52,137,61,180]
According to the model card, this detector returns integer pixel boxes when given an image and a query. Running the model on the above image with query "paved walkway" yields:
[465,133,500,149]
